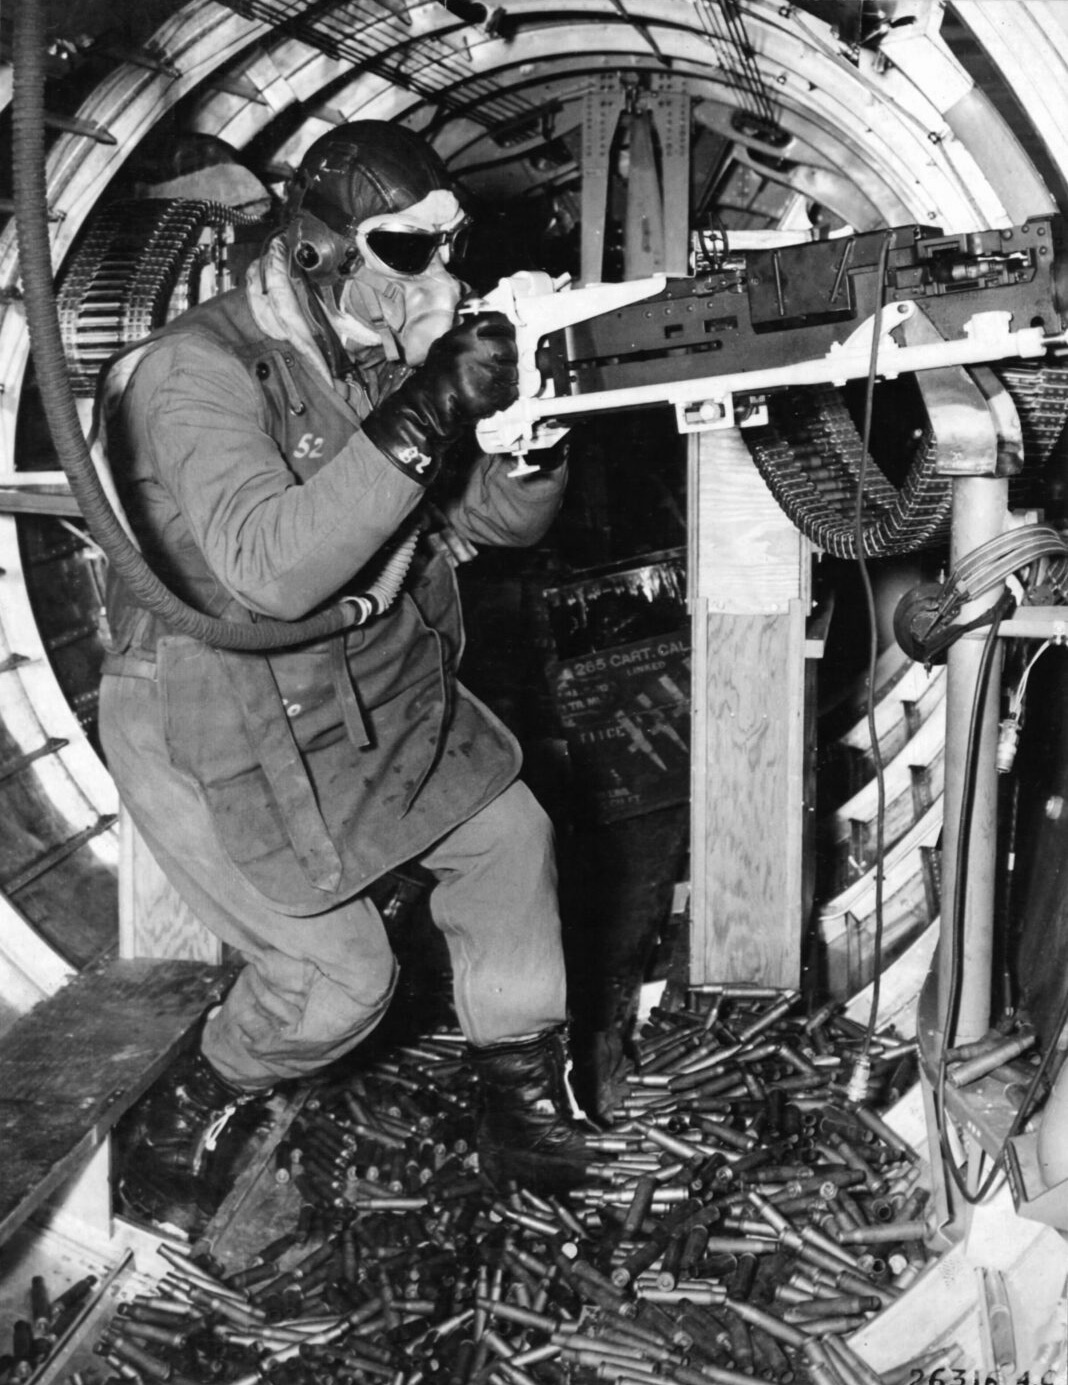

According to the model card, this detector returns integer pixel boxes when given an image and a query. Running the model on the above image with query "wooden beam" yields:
[688,425,810,987]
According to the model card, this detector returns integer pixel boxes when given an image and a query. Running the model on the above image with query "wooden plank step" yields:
[0,957,232,1242]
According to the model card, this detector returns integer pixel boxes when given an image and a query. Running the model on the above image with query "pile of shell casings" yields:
[0,1274,99,1382]
[89,984,941,1385]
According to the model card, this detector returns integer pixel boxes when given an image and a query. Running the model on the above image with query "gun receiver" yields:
[475,217,1068,472]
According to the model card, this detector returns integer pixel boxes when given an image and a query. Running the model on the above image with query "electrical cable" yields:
[1006,638,1052,723]
[694,0,778,129]
[934,602,1068,1204]
[842,235,1060,1125]
[12,0,361,652]
[848,230,894,1099]
[929,538,1065,1200]
[934,597,1011,1202]
[933,527,1068,628]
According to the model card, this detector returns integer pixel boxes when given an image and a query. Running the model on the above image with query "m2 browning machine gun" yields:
[473,217,1068,475]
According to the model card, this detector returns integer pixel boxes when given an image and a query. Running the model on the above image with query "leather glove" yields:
[363,312,518,486]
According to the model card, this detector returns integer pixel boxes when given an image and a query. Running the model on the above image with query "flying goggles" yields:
[358,221,469,277]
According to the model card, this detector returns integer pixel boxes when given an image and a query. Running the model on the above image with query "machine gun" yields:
[474,217,1068,473]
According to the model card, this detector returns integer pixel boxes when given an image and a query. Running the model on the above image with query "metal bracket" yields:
[902,304,1005,476]
[1004,1131,1068,1231]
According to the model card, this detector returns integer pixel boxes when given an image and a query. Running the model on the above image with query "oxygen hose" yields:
[345,530,419,623]
[11,0,358,651]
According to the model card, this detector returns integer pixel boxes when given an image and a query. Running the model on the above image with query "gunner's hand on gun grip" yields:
[363,312,519,486]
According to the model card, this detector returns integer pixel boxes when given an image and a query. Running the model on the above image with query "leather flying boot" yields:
[116,1047,270,1236]
[468,1025,595,1193]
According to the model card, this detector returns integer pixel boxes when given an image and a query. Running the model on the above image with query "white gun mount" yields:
[471,218,1068,475]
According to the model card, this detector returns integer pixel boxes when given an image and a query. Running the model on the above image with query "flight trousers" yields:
[99,670,568,1089]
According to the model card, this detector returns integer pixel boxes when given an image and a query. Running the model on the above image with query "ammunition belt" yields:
[745,363,1068,560]
[999,361,1068,513]
[744,384,948,560]
[56,198,263,396]
[997,361,1068,465]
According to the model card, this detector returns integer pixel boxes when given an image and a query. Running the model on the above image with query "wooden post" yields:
[118,806,222,963]
[688,426,811,987]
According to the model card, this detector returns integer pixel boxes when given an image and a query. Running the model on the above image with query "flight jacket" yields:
[100,249,566,912]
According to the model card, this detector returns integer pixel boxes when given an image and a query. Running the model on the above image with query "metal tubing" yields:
[947,1031,1036,1086]
[938,475,1008,1045]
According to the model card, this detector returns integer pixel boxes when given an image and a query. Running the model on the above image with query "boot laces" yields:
[525,1052,586,1124]
[193,1102,240,1177]
[561,1053,588,1123]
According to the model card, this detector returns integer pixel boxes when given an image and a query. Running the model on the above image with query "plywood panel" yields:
[692,603,806,986]
[690,424,807,614]
[688,426,809,987]
[118,807,222,963]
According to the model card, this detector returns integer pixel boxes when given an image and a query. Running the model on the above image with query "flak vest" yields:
[101,288,521,912]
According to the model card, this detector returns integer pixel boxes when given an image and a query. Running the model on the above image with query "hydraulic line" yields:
[12,0,361,652]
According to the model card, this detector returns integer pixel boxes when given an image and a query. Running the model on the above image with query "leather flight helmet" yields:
[285,121,454,284]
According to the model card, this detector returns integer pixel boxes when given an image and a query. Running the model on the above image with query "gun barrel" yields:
[480,315,1050,455]
[535,319,1047,422]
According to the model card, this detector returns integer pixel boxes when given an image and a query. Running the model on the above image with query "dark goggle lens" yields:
[365,228,447,275]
